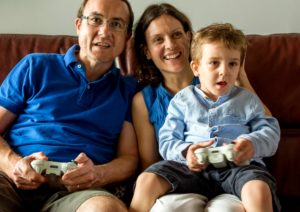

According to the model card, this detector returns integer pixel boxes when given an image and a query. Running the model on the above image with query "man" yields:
[0,0,137,211]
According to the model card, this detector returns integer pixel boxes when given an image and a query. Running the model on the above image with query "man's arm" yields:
[61,121,139,191]
[95,120,139,186]
[0,106,49,189]
[0,106,21,176]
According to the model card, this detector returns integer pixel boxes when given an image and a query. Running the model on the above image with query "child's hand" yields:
[233,138,254,164]
[186,140,214,172]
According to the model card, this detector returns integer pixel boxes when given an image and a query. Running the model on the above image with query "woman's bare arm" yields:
[131,92,161,172]
[236,66,272,117]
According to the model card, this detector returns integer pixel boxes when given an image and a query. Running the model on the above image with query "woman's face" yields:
[144,14,191,74]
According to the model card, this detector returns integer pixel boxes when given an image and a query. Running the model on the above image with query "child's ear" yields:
[191,61,200,77]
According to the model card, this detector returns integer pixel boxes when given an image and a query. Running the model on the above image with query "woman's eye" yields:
[153,38,162,43]
[174,32,182,37]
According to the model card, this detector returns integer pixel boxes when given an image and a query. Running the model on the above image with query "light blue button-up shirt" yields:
[159,85,280,166]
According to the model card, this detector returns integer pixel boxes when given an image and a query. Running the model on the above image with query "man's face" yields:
[75,0,131,68]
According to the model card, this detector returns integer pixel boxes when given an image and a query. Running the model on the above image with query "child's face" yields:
[191,43,241,102]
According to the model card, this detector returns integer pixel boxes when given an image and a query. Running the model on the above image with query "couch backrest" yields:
[1,33,300,199]
[0,34,78,83]
[245,34,300,198]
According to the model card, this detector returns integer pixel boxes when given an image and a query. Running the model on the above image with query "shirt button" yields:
[211,106,216,109]
[87,85,90,89]
[204,96,208,100]
[78,64,82,68]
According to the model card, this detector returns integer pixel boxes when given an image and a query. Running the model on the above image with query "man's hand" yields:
[186,140,214,172]
[60,153,96,192]
[12,152,49,190]
[233,138,254,164]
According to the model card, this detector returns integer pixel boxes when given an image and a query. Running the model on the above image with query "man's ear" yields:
[75,18,81,35]
[191,61,200,77]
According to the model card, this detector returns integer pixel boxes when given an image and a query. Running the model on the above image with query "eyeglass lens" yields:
[87,15,126,32]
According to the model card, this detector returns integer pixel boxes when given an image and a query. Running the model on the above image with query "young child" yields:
[129,23,281,212]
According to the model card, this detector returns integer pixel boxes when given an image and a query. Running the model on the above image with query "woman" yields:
[131,3,272,212]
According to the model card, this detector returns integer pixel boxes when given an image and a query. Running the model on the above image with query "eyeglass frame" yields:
[81,15,128,32]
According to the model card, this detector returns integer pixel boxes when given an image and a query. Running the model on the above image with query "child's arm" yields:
[159,91,212,165]
[159,94,214,171]
[158,93,191,162]
[235,95,280,161]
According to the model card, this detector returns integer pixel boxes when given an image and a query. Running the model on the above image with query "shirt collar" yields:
[64,44,117,77]
[195,84,236,103]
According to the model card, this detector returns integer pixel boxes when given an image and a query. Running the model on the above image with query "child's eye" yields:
[229,62,238,66]
[210,61,219,66]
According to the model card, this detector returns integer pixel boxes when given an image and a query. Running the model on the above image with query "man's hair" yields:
[77,0,134,32]
[133,3,193,87]
[191,23,250,65]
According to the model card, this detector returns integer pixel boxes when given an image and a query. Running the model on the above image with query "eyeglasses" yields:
[81,15,128,32]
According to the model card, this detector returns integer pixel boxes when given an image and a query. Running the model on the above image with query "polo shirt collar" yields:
[64,44,117,77]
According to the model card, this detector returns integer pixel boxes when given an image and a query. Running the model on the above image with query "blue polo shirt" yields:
[0,45,138,165]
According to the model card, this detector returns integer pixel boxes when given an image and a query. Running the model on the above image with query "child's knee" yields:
[241,180,271,198]
[135,172,167,191]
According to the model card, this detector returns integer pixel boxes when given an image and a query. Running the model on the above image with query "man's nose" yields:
[98,21,111,36]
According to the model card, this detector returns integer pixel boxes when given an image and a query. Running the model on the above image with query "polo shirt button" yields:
[211,106,216,109]
[87,85,90,89]
[78,64,82,68]
[204,96,208,100]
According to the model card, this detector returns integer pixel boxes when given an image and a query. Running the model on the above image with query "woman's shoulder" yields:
[141,84,159,108]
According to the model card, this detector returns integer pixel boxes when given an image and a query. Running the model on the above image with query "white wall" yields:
[0,0,299,36]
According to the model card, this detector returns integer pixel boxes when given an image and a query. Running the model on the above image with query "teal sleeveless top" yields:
[142,77,200,141]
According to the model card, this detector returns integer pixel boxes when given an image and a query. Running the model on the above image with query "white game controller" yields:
[194,143,250,169]
[31,160,77,176]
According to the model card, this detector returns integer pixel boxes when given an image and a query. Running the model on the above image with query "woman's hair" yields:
[133,3,193,87]
[191,23,250,65]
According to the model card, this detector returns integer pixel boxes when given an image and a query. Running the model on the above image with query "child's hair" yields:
[191,23,250,65]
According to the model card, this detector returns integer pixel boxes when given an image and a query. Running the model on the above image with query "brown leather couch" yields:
[0,33,299,211]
